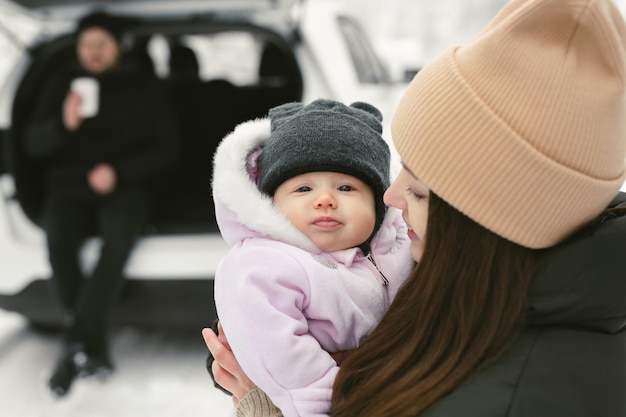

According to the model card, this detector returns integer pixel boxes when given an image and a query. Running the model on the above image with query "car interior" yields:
[8,16,304,237]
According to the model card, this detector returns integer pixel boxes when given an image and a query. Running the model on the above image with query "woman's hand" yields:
[202,321,353,407]
[202,322,257,407]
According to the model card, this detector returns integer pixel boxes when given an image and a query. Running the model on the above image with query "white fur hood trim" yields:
[212,118,320,252]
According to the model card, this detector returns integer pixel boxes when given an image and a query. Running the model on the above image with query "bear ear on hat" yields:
[350,102,382,122]
[269,102,304,131]
[350,101,383,134]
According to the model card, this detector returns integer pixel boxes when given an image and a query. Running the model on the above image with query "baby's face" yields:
[273,172,376,252]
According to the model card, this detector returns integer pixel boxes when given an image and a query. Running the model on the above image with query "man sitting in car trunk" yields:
[22,11,180,397]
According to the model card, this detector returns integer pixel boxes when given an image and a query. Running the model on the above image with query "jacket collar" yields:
[527,204,626,333]
[212,118,322,253]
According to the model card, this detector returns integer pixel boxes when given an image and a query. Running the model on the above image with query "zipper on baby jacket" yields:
[366,253,389,286]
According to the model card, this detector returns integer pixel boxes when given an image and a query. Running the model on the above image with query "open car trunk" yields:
[1,8,303,328]
[9,15,303,235]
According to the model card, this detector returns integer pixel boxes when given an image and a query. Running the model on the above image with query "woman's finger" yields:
[211,358,243,406]
[216,321,231,350]
[203,328,250,402]
[202,327,257,396]
[203,328,237,374]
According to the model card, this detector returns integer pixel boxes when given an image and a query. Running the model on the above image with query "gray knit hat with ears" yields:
[259,98,391,239]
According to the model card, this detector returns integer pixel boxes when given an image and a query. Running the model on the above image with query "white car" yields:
[0,0,405,329]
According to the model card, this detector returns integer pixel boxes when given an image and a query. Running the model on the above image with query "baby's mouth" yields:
[313,217,341,229]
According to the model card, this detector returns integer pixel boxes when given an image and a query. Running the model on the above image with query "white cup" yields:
[70,77,99,118]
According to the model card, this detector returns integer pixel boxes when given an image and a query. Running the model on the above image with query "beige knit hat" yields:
[391,0,626,249]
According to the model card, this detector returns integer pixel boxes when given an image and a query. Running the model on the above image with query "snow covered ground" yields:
[0,310,233,417]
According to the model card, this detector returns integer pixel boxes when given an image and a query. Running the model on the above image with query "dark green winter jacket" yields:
[423,193,626,417]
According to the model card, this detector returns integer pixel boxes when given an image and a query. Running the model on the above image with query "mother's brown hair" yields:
[331,192,539,416]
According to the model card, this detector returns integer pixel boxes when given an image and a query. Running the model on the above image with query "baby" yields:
[211,99,414,417]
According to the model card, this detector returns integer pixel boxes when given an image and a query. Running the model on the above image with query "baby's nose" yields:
[314,193,337,208]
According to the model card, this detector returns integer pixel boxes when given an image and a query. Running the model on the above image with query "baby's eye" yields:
[338,185,354,192]
[296,186,312,193]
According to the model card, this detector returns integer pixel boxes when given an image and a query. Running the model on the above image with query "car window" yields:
[182,32,261,85]
[337,15,391,85]
[147,31,262,86]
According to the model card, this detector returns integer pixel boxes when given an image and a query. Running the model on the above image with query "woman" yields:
[204,0,626,415]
